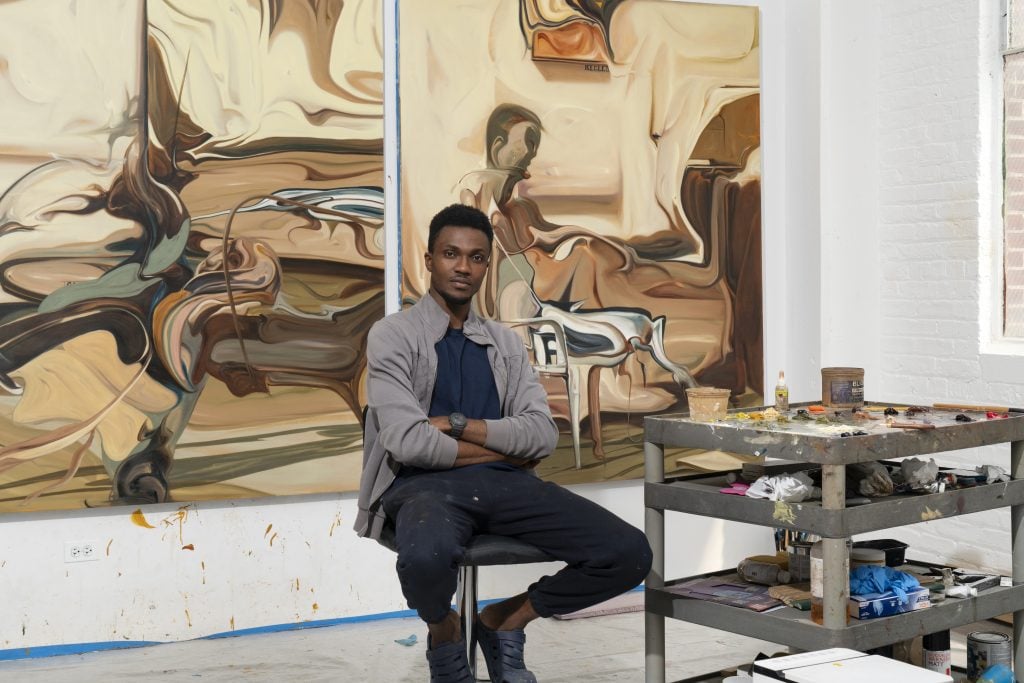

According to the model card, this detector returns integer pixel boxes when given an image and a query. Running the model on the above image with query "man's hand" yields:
[429,415,451,434]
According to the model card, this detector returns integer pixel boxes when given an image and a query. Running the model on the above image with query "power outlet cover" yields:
[64,540,99,563]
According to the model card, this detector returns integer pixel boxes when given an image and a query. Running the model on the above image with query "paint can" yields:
[820,367,864,408]
[787,541,812,582]
[967,631,1012,682]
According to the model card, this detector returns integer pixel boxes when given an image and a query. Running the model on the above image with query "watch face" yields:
[449,412,467,436]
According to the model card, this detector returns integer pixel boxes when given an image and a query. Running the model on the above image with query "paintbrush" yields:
[933,402,1015,413]
[889,421,936,430]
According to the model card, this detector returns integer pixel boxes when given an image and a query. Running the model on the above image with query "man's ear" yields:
[424,250,433,273]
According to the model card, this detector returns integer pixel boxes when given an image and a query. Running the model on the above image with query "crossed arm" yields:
[427,416,538,469]
[366,320,556,472]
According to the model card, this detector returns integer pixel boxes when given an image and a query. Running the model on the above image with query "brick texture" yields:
[874,0,1012,572]
[1006,51,1024,336]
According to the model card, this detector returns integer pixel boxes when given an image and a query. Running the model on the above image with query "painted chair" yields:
[507,318,583,469]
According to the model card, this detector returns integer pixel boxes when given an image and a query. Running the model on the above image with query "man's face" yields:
[425,225,491,306]
[493,121,541,174]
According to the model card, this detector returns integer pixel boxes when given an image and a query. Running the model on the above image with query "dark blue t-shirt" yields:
[428,327,500,421]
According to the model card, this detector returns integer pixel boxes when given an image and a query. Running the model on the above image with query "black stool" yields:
[381,531,557,680]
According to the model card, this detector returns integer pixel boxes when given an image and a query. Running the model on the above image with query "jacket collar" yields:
[416,291,489,343]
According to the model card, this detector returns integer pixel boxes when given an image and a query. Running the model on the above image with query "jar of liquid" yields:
[810,540,850,625]
[774,371,790,412]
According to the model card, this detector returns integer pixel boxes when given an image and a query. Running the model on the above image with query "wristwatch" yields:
[448,412,468,439]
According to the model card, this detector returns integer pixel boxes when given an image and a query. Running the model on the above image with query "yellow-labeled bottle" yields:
[774,370,789,411]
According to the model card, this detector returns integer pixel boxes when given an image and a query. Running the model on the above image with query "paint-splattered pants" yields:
[381,463,653,624]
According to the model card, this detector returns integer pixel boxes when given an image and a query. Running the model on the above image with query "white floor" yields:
[0,611,779,682]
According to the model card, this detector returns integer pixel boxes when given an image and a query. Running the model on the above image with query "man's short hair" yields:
[428,204,494,252]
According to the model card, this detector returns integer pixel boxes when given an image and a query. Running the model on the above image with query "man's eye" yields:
[472,255,486,263]
[444,250,455,258]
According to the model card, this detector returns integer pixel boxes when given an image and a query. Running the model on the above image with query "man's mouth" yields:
[451,279,471,289]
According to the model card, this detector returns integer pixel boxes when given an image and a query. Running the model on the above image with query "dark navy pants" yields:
[381,464,653,624]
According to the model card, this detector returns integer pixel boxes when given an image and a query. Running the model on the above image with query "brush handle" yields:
[933,402,1010,413]
[889,421,936,430]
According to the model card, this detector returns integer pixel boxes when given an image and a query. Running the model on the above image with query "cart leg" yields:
[821,464,849,629]
[1011,440,1023,675]
[645,439,666,683]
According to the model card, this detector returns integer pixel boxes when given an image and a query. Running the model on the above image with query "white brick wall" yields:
[1005,51,1024,337]
[866,0,1016,572]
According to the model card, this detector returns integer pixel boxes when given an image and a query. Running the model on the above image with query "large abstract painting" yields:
[399,0,763,482]
[0,0,385,512]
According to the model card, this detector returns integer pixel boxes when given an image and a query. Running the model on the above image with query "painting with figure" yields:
[0,0,384,512]
[399,0,763,481]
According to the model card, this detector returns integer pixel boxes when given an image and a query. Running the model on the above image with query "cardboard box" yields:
[751,648,953,682]
[848,584,930,620]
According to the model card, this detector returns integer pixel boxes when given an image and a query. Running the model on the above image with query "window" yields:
[1003,0,1024,337]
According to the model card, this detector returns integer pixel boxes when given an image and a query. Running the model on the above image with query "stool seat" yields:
[462,534,555,566]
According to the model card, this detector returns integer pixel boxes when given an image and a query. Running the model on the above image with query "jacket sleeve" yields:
[482,334,559,460]
[366,320,458,469]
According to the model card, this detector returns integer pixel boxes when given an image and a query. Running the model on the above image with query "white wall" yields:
[821,0,1021,574]
[1,0,827,656]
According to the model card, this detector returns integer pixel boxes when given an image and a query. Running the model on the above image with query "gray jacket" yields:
[354,293,559,541]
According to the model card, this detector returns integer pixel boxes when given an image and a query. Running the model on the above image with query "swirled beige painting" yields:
[400,0,762,483]
[0,0,384,512]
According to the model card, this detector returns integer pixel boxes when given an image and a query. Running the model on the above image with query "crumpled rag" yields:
[745,471,818,502]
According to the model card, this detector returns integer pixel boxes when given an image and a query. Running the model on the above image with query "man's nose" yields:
[454,256,471,273]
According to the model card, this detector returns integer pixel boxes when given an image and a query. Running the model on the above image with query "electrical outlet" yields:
[64,540,99,563]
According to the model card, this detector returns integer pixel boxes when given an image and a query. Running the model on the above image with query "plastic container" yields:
[820,366,865,408]
[850,547,886,569]
[737,558,790,586]
[685,387,731,422]
[852,538,909,566]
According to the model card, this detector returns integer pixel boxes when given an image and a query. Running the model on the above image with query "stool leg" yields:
[457,564,481,680]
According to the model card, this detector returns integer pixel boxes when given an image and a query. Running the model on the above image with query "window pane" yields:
[1007,51,1024,337]
[1012,0,1024,50]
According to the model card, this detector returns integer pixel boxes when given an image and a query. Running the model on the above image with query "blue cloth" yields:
[428,327,500,420]
[848,565,921,603]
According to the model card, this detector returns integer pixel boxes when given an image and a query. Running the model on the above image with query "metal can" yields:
[787,541,812,582]
[967,631,1012,682]
[820,367,864,408]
